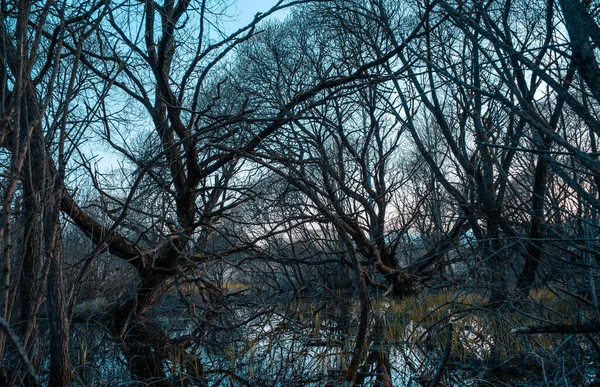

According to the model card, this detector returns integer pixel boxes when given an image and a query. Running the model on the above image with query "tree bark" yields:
[45,184,72,387]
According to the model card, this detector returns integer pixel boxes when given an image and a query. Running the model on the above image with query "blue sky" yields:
[232,0,288,28]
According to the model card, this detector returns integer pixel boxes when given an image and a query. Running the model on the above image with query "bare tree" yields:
[45,0,435,383]
[0,1,109,385]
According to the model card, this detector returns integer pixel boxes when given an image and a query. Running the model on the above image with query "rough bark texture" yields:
[45,186,72,387]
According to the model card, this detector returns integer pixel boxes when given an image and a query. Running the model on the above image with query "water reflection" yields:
[70,292,599,386]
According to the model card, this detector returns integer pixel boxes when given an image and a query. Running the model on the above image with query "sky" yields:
[235,0,283,22]
[229,0,289,30]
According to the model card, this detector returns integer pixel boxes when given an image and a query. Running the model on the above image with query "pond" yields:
[70,290,599,386]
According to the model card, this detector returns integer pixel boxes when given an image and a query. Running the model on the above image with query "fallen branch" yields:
[512,321,600,334]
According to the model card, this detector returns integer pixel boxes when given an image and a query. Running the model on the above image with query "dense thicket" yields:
[0,0,599,385]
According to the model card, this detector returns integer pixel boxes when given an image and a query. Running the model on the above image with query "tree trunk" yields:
[18,133,44,384]
[45,183,72,387]
[109,272,179,385]
[516,150,549,297]
[345,246,371,385]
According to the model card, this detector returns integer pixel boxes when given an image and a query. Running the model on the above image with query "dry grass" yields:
[380,288,596,367]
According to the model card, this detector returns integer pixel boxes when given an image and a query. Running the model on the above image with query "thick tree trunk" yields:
[19,136,45,384]
[108,273,179,385]
[46,249,72,387]
[45,184,72,387]
[121,320,171,387]
[345,247,371,385]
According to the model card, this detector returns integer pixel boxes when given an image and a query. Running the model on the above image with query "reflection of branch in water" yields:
[355,315,392,386]
[428,323,452,387]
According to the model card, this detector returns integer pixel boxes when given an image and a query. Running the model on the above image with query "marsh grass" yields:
[171,281,252,295]
[69,288,599,386]
[380,289,597,365]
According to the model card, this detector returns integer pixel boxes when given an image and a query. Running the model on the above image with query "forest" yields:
[1,0,599,385]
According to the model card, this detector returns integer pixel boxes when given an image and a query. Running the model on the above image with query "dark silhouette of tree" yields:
[1,0,600,385]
